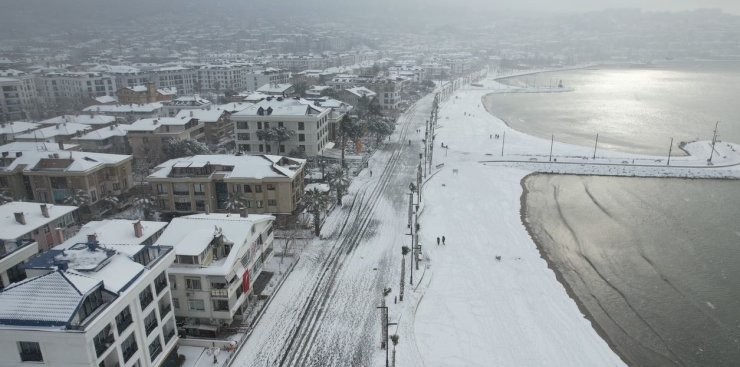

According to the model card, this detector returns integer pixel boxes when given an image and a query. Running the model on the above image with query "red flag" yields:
[242,270,250,293]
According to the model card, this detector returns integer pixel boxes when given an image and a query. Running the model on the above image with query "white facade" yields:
[232,96,331,157]
[0,70,40,121]
[0,240,177,367]
[157,213,274,336]
[147,66,198,96]
[34,71,117,110]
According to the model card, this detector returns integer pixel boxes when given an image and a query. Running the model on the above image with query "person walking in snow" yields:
[442,236,446,245]
[437,237,440,246]
[370,170,372,177]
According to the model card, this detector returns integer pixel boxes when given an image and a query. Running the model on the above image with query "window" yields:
[193,183,206,196]
[149,337,163,362]
[116,306,133,332]
[280,145,285,153]
[266,145,271,153]
[255,185,262,193]
[268,199,277,207]
[18,341,42,362]
[298,134,305,142]
[80,289,104,321]
[185,277,202,290]
[237,133,250,140]
[172,297,180,309]
[256,200,263,208]
[144,311,158,335]
[298,122,304,130]
[259,144,264,152]
[278,121,283,127]
[264,122,270,129]
[121,333,138,362]
[169,276,177,289]
[154,272,168,294]
[139,287,154,309]
[236,121,249,129]
[188,299,205,311]
[156,184,166,194]
[257,122,262,129]
[243,184,251,193]
[299,145,306,152]
[174,202,191,211]
[212,299,229,312]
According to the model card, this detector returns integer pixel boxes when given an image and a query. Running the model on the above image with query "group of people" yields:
[436,236,446,246]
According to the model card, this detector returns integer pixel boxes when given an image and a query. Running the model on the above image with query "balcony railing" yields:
[122,345,138,362]
[172,190,190,196]
[210,288,229,297]
[164,329,176,344]
[116,315,133,333]
[159,302,172,318]
[154,279,168,294]
[145,320,157,335]
[94,334,114,357]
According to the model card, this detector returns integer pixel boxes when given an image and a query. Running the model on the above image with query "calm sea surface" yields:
[485,61,740,155]
[523,175,740,366]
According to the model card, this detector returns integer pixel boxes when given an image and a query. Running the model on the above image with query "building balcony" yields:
[210,288,229,298]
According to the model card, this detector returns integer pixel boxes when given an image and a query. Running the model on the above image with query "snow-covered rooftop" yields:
[127,116,196,131]
[0,121,41,135]
[14,122,91,140]
[148,154,305,180]
[233,98,326,117]
[72,125,128,141]
[344,86,377,98]
[0,202,78,241]
[0,149,131,175]
[175,108,225,123]
[0,141,78,152]
[83,102,163,114]
[58,220,168,254]
[40,114,116,126]
[256,83,293,94]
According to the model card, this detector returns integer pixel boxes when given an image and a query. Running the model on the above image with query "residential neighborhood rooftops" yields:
[0,202,78,241]
[82,102,164,114]
[0,141,78,152]
[345,86,377,98]
[0,149,131,175]
[0,121,41,135]
[233,97,326,117]
[256,83,293,95]
[127,116,196,131]
[39,114,116,126]
[72,125,128,141]
[148,154,305,180]
[175,108,225,123]
[13,122,91,141]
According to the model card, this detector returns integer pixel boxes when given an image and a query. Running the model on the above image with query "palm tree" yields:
[224,191,247,214]
[132,194,157,220]
[329,169,350,206]
[303,188,330,236]
[390,334,400,367]
[64,189,91,207]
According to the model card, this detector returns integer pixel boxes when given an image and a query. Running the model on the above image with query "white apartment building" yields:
[156,213,274,337]
[34,71,117,111]
[244,68,290,92]
[232,96,331,157]
[196,62,256,91]
[0,237,178,367]
[89,65,149,89]
[0,202,78,289]
[147,66,198,95]
[0,70,40,122]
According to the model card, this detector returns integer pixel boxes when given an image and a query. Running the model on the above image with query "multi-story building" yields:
[232,96,331,157]
[147,154,305,216]
[0,202,78,284]
[196,62,256,92]
[161,95,212,117]
[147,65,198,95]
[13,122,92,143]
[89,64,149,89]
[72,124,131,154]
[300,97,352,141]
[125,117,204,167]
[0,148,133,209]
[61,219,168,249]
[116,83,176,105]
[82,102,164,123]
[256,83,295,96]
[174,108,230,146]
[0,121,41,145]
[34,71,117,112]
[156,213,274,337]
[243,68,290,92]
[0,70,40,121]
[0,237,178,367]
[337,86,377,107]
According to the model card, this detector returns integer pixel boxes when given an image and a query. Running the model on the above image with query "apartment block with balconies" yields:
[146,154,305,217]
[0,236,177,367]
[156,213,274,337]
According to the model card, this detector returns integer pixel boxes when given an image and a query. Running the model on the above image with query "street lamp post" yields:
[376,305,398,367]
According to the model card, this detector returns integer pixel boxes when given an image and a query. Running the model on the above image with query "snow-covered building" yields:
[82,102,164,123]
[116,83,175,105]
[243,68,290,92]
[0,121,41,145]
[232,96,331,157]
[0,202,78,287]
[39,114,117,129]
[33,71,117,111]
[125,116,204,166]
[71,124,131,154]
[0,148,133,209]
[161,95,212,117]
[256,83,295,96]
[0,237,178,367]
[174,108,230,146]
[337,86,377,107]
[196,62,256,92]
[300,97,352,141]
[156,213,274,337]
[13,122,92,143]
[0,70,40,121]
[147,65,198,95]
[146,154,305,216]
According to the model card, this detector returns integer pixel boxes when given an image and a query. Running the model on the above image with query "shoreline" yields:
[518,173,632,366]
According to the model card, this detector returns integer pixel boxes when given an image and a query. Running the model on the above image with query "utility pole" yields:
[549,134,554,162]
[667,137,673,166]
[501,131,506,156]
[592,133,599,159]
[708,121,719,164]
[376,305,397,367]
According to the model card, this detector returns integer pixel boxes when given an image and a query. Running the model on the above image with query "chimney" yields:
[133,220,144,238]
[55,227,65,244]
[13,212,26,225]
[40,204,49,218]
[87,233,97,244]
[58,141,65,150]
